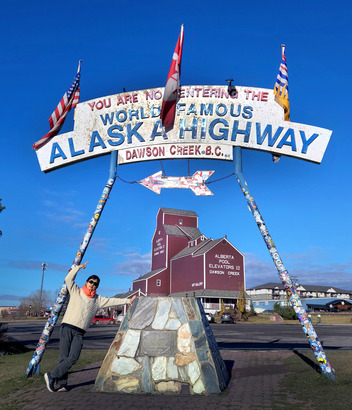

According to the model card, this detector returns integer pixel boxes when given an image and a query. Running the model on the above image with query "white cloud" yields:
[286,263,352,290]
[41,190,86,225]
[124,253,151,260]
[7,260,68,272]
[244,252,352,290]
[111,253,152,278]
[244,253,277,288]
[0,294,22,301]
[108,251,352,291]
[89,237,109,252]
[42,212,83,223]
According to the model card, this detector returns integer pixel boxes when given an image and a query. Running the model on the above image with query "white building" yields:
[247,282,352,313]
[247,282,352,301]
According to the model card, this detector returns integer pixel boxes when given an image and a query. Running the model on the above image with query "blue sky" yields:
[1,0,351,307]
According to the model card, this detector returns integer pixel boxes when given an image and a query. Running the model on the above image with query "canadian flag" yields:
[160,25,184,128]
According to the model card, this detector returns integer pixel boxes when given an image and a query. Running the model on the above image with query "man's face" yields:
[86,278,99,291]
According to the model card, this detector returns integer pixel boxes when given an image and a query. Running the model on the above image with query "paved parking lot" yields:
[7,321,352,351]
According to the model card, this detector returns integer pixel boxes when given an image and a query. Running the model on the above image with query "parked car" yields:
[116,314,125,323]
[221,312,235,323]
[91,315,116,325]
[205,312,215,323]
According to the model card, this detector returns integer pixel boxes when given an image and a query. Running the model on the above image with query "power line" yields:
[205,173,236,184]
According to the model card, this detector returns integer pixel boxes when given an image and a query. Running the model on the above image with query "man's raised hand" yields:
[78,261,89,269]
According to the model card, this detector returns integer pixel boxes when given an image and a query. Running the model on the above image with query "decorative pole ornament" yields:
[226,79,237,97]
[139,170,214,196]
[234,147,335,380]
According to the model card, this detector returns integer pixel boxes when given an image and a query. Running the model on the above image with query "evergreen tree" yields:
[237,285,247,317]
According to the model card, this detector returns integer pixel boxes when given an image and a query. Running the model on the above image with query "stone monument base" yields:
[95,297,229,395]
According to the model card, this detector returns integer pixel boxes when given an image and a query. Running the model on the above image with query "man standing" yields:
[44,262,135,392]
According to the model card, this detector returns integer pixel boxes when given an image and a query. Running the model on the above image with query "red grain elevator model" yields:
[132,207,245,313]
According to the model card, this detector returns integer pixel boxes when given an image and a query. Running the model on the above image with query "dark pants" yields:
[51,325,84,388]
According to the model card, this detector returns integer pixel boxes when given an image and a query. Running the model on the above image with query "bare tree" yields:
[20,290,55,316]
[1,309,10,320]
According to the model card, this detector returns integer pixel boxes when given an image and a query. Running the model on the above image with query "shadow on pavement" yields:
[70,365,102,375]
[68,379,96,389]
[223,359,235,377]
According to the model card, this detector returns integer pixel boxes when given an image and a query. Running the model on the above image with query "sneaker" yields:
[44,372,55,392]
[58,386,68,392]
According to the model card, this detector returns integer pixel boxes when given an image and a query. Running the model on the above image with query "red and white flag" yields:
[160,25,184,128]
[33,61,81,150]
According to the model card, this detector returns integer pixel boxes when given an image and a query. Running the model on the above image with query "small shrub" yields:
[249,301,257,317]
[273,301,297,320]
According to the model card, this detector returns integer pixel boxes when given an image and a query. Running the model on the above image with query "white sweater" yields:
[62,266,130,331]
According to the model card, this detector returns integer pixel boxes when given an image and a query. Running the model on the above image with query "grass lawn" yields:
[1,347,351,409]
[279,350,352,409]
[0,349,106,407]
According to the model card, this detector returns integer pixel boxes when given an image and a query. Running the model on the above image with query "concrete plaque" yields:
[140,330,176,356]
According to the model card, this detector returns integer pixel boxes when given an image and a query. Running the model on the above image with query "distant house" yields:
[247,282,352,301]
[107,289,141,319]
[130,208,246,313]
[247,282,352,313]
[304,298,352,312]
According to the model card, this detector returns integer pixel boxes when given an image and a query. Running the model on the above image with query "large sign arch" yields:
[30,83,336,381]
[35,85,331,172]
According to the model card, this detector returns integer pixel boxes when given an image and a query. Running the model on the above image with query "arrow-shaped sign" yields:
[139,171,215,196]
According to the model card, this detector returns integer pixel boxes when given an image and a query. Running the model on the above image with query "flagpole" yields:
[26,151,118,377]
[73,60,82,123]
[234,147,335,380]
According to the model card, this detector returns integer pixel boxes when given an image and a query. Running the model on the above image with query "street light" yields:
[40,263,47,314]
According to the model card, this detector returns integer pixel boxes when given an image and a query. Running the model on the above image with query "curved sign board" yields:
[34,85,332,172]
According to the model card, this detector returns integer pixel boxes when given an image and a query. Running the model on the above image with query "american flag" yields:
[160,25,184,128]
[274,45,290,121]
[33,61,81,149]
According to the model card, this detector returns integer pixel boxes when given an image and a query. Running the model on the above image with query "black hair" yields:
[86,275,100,286]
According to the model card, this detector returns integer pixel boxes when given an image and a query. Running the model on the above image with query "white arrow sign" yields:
[139,171,214,196]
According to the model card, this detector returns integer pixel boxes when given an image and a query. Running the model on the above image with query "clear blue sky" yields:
[1,0,351,307]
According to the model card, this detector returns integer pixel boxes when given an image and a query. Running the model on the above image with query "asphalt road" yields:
[4,320,352,351]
